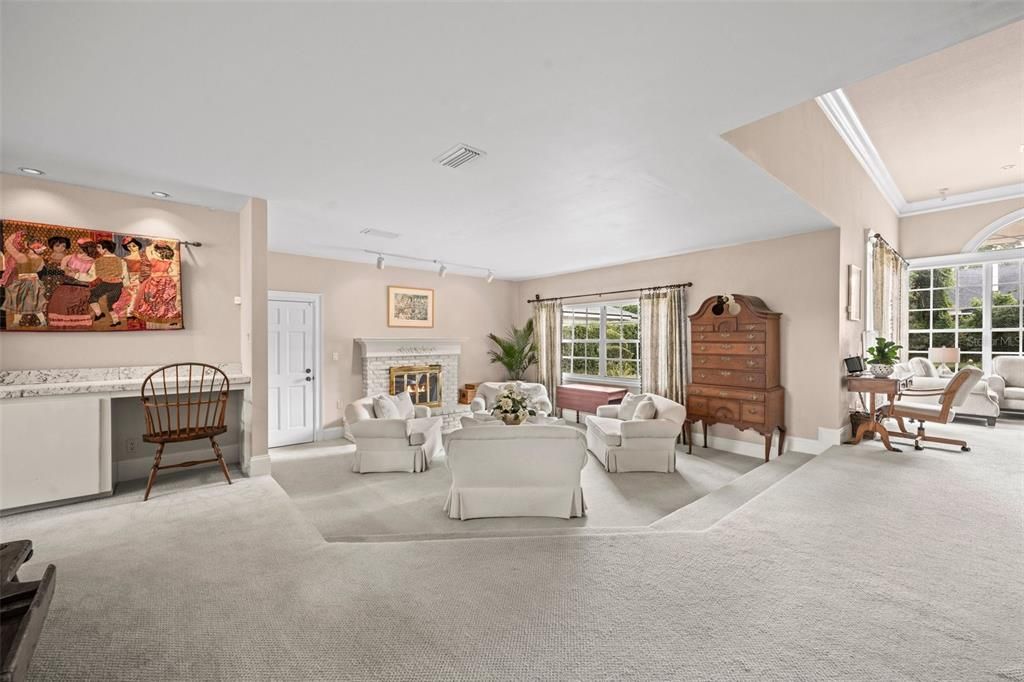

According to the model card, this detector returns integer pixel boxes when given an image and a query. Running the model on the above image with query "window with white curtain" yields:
[561,300,640,383]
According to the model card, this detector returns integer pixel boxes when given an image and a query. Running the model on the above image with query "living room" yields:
[1,3,1021,680]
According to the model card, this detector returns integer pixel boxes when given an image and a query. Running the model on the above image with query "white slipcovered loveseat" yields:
[585,393,686,473]
[443,425,587,520]
[469,381,553,418]
[344,393,443,473]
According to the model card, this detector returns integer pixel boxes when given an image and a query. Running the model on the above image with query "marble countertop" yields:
[0,364,250,400]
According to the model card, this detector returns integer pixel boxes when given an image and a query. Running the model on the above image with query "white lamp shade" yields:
[928,347,960,364]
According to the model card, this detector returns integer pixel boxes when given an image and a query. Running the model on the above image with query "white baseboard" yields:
[116,443,241,483]
[318,426,346,442]
[696,424,850,458]
[246,453,272,477]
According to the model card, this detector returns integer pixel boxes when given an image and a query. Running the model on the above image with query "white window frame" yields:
[907,255,1023,374]
[561,299,641,388]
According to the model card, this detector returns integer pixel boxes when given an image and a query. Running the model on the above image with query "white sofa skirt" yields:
[444,486,585,520]
[352,446,432,473]
[586,426,677,473]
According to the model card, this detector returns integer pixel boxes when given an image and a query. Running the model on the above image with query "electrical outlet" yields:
[125,437,139,455]
[336,399,341,409]
[332,351,339,361]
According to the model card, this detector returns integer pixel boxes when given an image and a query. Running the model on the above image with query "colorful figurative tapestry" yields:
[0,219,184,332]
[387,286,434,328]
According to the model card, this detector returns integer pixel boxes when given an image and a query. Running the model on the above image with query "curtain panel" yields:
[639,286,687,403]
[532,301,562,407]
[871,239,909,359]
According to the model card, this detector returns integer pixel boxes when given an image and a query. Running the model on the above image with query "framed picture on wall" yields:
[847,264,862,321]
[387,286,434,328]
[1,219,184,332]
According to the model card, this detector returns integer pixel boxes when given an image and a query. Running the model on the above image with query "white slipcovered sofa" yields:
[893,357,999,426]
[990,356,1024,414]
[584,393,686,473]
[344,394,443,473]
[443,425,587,520]
[469,381,553,418]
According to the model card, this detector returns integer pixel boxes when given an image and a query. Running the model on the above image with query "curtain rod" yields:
[527,282,692,304]
[870,232,908,265]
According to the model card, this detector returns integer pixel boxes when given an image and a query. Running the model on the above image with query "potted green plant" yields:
[865,337,902,378]
[487,320,537,381]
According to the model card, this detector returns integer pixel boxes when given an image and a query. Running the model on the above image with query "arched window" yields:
[907,209,1023,373]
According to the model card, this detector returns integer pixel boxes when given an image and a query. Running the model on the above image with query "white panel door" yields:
[268,298,316,447]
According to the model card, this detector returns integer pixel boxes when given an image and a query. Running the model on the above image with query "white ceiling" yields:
[3,2,1022,280]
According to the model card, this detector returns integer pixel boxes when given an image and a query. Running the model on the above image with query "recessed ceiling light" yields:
[18,167,45,175]
[151,191,171,198]
[1002,164,1017,170]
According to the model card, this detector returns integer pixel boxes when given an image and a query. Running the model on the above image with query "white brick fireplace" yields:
[355,338,469,432]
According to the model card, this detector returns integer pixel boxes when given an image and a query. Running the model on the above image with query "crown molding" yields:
[815,89,1024,218]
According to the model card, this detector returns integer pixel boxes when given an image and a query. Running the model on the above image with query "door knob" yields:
[305,376,313,382]
[305,368,312,374]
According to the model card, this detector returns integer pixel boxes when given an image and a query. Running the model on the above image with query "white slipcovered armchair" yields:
[444,425,587,520]
[585,393,686,473]
[990,356,1024,414]
[344,395,443,473]
[470,381,552,418]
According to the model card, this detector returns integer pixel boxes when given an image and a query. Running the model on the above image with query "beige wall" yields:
[899,197,1024,259]
[724,99,900,426]
[267,252,519,429]
[241,199,269,459]
[516,228,842,442]
[0,174,244,369]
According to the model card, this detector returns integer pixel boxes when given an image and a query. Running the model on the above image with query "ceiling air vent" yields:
[434,143,486,169]
[359,227,400,239]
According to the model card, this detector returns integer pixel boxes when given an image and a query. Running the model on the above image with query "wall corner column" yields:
[240,198,270,475]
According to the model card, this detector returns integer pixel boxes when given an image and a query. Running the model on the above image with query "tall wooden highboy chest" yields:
[686,294,786,462]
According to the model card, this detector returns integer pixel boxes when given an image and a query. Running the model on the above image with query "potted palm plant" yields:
[487,319,537,381]
[865,337,902,378]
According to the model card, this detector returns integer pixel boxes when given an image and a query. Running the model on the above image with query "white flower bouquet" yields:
[491,385,534,425]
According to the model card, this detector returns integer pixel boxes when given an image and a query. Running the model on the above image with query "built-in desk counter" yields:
[0,364,257,513]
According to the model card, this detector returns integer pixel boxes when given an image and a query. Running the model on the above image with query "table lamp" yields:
[928,347,960,375]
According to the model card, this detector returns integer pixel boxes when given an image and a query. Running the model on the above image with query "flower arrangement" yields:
[492,385,535,425]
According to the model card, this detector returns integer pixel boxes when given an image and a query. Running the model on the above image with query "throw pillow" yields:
[632,397,657,420]
[617,392,647,420]
[908,356,938,378]
[372,394,401,420]
[392,391,415,419]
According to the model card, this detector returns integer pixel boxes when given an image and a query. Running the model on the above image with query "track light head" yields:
[438,263,448,278]
[376,254,385,270]
[486,270,494,283]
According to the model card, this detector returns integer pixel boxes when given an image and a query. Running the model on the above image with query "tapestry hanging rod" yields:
[869,232,908,265]
[181,241,203,247]
[527,282,692,305]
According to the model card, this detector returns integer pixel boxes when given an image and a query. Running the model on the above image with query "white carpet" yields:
[269,438,772,541]
[3,419,1021,680]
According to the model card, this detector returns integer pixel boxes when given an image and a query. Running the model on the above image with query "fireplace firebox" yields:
[389,364,442,408]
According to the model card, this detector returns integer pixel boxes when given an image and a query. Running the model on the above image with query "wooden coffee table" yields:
[556,384,629,422]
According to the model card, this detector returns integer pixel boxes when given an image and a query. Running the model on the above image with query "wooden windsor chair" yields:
[140,363,233,501]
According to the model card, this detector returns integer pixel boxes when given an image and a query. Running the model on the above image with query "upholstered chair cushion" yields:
[950,367,984,408]
[633,398,657,420]
[392,391,415,420]
[908,356,938,378]
[372,394,401,420]
[994,356,1024,388]
[617,392,647,420]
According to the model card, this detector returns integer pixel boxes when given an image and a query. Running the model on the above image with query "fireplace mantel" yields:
[355,338,463,358]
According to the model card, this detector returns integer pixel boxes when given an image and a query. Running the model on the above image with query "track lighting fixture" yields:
[438,263,448,278]
[376,254,385,270]
[357,249,492,280]
[486,271,495,283]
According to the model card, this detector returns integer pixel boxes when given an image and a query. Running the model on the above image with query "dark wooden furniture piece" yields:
[686,295,786,462]
[556,383,629,423]
[885,368,980,452]
[140,363,233,501]
[845,375,905,452]
[1,540,56,682]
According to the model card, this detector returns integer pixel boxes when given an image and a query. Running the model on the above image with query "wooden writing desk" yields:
[846,375,907,452]
[557,384,629,422]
